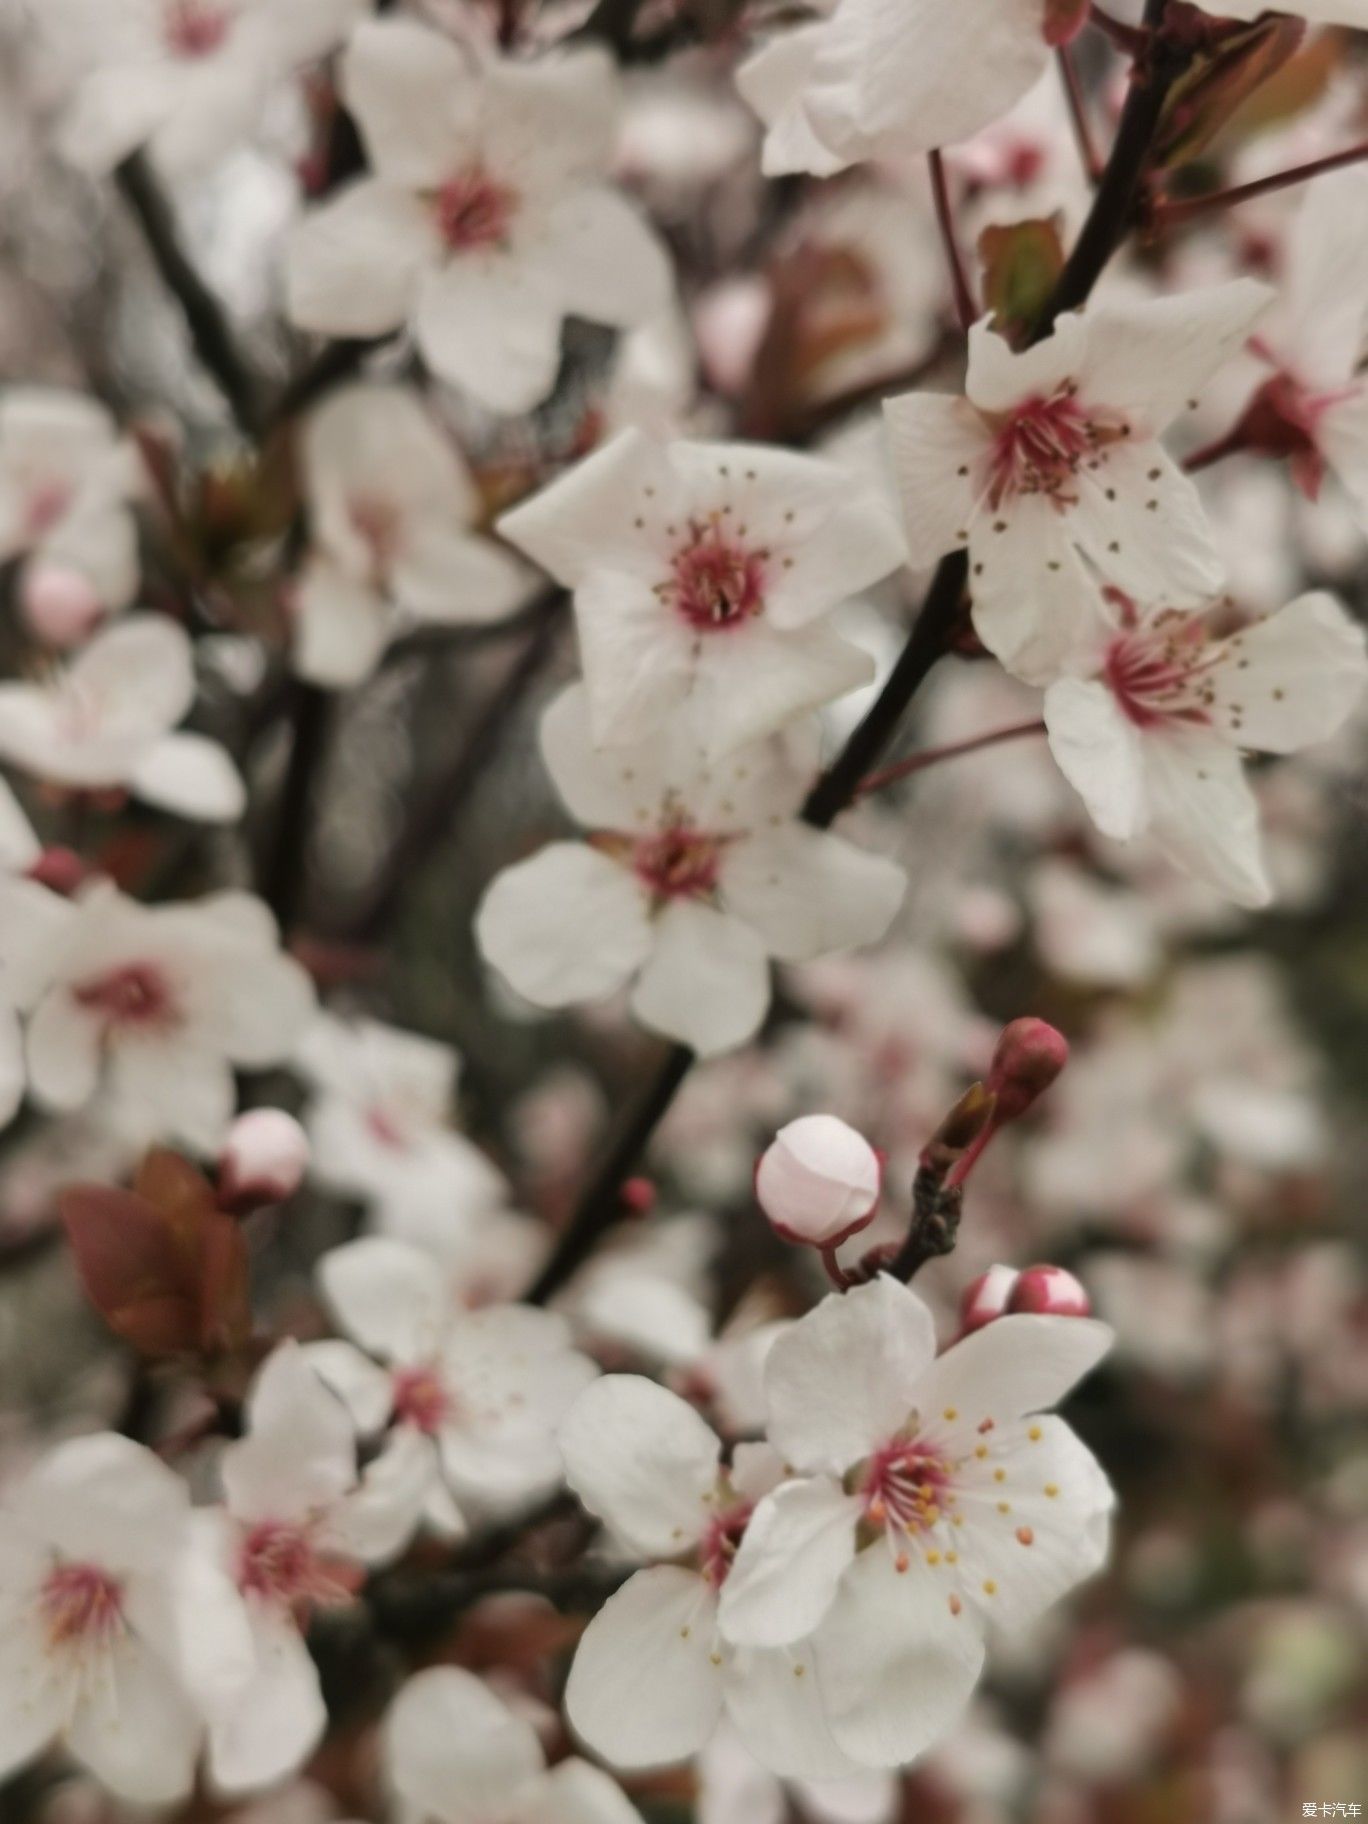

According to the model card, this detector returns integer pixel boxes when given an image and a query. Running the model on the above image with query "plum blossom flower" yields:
[295,1012,507,1222]
[698,1726,898,1824]
[475,684,906,1057]
[498,431,904,754]
[0,617,246,822]
[293,386,527,689]
[716,1276,1114,1768]
[557,1374,871,1779]
[1041,588,1368,906]
[883,282,1272,682]
[0,389,140,622]
[4,881,315,1149]
[1219,167,1368,525]
[287,22,672,415]
[384,1665,645,1824]
[200,1343,421,1795]
[46,0,367,177]
[307,1235,598,1539]
[0,1432,250,1803]
[737,0,1061,180]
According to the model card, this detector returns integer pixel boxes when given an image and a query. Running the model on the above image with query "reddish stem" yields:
[1182,424,1249,473]
[1088,1,1151,56]
[856,718,1048,798]
[1155,138,1368,226]
[820,1246,857,1291]
[929,149,978,331]
[1057,47,1104,185]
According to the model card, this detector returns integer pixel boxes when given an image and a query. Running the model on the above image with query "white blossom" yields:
[883,283,1272,683]
[296,1012,507,1221]
[0,390,140,621]
[717,1277,1114,1768]
[498,431,904,754]
[384,1665,645,1824]
[1042,588,1367,906]
[3,880,314,1149]
[293,386,527,689]
[287,22,672,414]
[737,0,1054,179]
[0,617,245,822]
[308,1234,598,1540]
[475,684,906,1057]
[0,1432,250,1803]
[558,1374,869,1780]
[47,0,367,177]
[201,1342,420,1795]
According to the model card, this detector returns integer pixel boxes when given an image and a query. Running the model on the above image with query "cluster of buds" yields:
[755,1017,1077,1296]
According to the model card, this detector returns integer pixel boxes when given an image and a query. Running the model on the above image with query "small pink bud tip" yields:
[20,564,106,649]
[26,846,88,896]
[1008,1264,1092,1319]
[756,1113,881,1249]
[986,1018,1069,1124]
[217,1109,310,1214]
[620,1175,656,1217]
[959,1263,1021,1334]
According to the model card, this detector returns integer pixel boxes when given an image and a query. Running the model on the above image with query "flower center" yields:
[1102,609,1218,731]
[667,525,767,631]
[39,1563,125,1650]
[73,961,180,1033]
[859,1435,956,1569]
[632,825,723,903]
[165,0,232,57]
[347,494,403,581]
[23,480,74,541]
[986,386,1124,511]
[392,1364,450,1435]
[238,1520,357,1613]
[432,168,519,254]
[700,1497,754,1590]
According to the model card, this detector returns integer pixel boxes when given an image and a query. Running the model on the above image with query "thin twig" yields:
[1153,137,1368,227]
[929,150,978,330]
[337,592,566,944]
[1058,46,1104,185]
[115,153,264,438]
[856,718,1048,798]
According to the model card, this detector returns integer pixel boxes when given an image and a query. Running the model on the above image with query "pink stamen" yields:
[986,386,1125,511]
[1103,612,1220,730]
[668,525,767,631]
[392,1365,450,1435]
[700,1497,754,1590]
[861,1437,953,1538]
[40,1563,125,1649]
[238,1520,358,1615]
[73,962,179,1033]
[432,168,519,253]
[165,0,232,57]
[631,826,723,903]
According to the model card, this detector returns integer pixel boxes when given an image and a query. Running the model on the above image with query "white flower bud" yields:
[218,1109,310,1213]
[755,1114,881,1248]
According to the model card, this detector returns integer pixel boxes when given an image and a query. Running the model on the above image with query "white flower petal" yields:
[559,1374,722,1557]
[718,1477,860,1649]
[720,825,904,963]
[1044,677,1148,842]
[476,842,653,1008]
[318,1236,447,1365]
[631,901,771,1056]
[288,181,437,339]
[129,732,246,824]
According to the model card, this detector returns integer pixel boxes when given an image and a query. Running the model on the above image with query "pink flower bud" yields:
[986,1017,1070,1124]
[959,1263,1021,1334]
[620,1176,657,1218]
[1008,1263,1092,1319]
[26,846,88,896]
[756,1114,881,1249]
[217,1109,310,1214]
[20,565,106,649]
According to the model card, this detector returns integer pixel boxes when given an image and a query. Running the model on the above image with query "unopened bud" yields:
[756,1114,881,1249]
[21,565,105,649]
[26,846,88,896]
[986,1018,1069,1125]
[959,1263,1021,1334]
[620,1175,656,1218]
[217,1109,310,1214]
[1008,1263,1092,1319]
